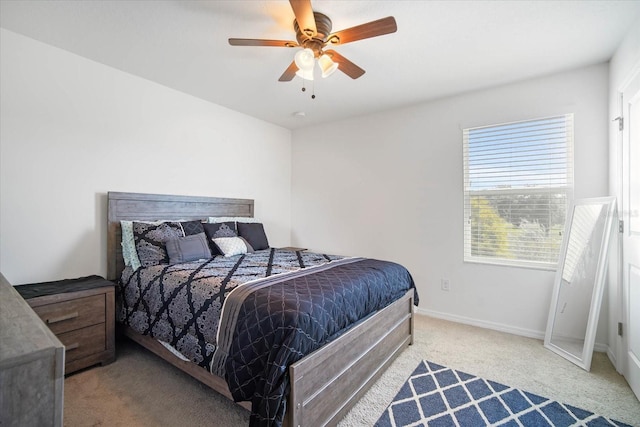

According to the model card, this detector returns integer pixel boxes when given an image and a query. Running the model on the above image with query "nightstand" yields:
[15,276,116,375]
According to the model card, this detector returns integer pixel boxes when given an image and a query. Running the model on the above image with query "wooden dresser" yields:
[0,273,64,427]
[15,275,116,374]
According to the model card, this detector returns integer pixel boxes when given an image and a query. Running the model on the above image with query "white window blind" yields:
[463,114,574,268]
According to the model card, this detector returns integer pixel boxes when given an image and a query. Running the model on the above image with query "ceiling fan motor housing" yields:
[294,12,333,56]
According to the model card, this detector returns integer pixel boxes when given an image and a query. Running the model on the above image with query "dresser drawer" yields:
[58,323,106,363]
[32,294,105,335]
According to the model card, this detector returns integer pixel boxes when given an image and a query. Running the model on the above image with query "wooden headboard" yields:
[107,192,254,281]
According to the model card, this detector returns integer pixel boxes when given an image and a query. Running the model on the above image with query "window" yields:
[463,114,574,268]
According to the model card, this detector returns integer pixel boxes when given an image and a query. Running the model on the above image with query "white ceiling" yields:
[1,0,639,130]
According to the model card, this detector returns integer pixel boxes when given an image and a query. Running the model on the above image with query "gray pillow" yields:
[165,233,212,265]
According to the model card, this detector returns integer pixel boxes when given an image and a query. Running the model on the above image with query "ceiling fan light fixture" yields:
[295,68,314,81]
[294,48,315,72]
[318,54,338,78]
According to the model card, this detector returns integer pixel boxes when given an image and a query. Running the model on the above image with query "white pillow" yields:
[213,237,253,257]
[208,216,258,224]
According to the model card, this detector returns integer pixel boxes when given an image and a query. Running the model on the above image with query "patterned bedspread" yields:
[117,248,417,427]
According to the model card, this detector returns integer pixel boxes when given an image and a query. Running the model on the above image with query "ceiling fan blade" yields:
[229,38,298,48]
[289,0,317,38]
[327,16,397,45]
[279,61,299,82]
[324,50,365,79]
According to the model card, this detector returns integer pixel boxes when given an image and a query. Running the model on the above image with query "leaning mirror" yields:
[544,196,617,371]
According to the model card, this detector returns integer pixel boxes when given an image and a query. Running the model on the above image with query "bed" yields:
[107,191,417,427]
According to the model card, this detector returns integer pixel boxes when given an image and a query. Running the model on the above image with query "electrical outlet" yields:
[441,278,450,291]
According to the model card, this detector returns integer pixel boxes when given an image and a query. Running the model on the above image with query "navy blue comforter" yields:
[224,258,417,427]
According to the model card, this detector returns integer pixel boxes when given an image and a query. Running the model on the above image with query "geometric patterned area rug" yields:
[375,361,633,427]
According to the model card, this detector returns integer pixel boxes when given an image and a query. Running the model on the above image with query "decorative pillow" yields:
[208,216,258,224]
[180,220,205,236]
[203,222,237,255]
[165,233,212,265]
[212,236,254,257]
[203,221,237,237]
[237,222,269,251]
[133,221,184,267]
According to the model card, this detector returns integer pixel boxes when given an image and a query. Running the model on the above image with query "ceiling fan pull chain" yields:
[311,78,316,99]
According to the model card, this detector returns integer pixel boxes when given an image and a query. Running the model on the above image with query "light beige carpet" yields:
[64,315,640,426]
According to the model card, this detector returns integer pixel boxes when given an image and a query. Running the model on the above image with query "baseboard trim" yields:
[416,307,610,353]
[416,307,544,340]
[607,347,618,369]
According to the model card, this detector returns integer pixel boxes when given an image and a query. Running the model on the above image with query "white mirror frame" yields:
[544,196,617,371]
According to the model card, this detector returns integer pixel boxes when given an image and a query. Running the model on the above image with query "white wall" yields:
[291,63,610,340]
[0,26,617,345]
[0,29,292,285]
[607,16,640,369]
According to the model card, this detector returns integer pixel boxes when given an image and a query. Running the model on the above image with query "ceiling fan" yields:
[228,0,397,81]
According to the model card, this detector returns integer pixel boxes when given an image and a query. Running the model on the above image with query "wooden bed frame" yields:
[107,191,414,426]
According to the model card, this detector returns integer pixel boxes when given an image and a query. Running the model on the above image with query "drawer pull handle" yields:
[47,312,79,324]
[66,343,79,351]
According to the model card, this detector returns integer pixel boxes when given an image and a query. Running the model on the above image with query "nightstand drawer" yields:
[58,323,106,363]
[32,294,105,335]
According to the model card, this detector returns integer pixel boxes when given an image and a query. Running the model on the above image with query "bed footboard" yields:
[288,289,414,427]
